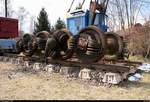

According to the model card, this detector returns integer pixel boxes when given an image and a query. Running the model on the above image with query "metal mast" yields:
[5,0,8,17]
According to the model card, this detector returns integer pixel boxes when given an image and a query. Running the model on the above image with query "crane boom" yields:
[96,0,109,14]
[67,0,75,12]
[68,0,86,12]
[81,0,86,9]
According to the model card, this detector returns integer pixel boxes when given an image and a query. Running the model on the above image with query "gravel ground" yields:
[0,62,150,100]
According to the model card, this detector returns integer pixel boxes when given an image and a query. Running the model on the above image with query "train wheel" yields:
[45,37,60,60]
[76,26,106,63]
[46,29,75,60]
[36,31,49,50]
[104,32,124,59]
[16,39,24,53]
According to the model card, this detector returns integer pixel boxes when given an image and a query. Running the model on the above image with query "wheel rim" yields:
[46,29,75,60]
[104,32,124,59]
[76,26,106,63]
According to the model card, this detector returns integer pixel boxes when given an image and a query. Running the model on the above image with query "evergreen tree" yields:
[54,17,66,30]
[34,8,51,33]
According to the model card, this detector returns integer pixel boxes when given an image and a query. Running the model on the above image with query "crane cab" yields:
[67,9,108,35]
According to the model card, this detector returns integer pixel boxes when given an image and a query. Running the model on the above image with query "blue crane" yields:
[67,0,109,35]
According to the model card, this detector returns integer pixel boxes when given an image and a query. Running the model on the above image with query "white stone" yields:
[128,76,139,82]
[24,61,30,68]
[10,58,16,64]
[103,72,122,84]
[79,68,92,80]
[54,64,61,73]
[60,67,69,75]
[33,63,43,71]
[15,58,23,65]
[3,57,9,62]
[44,64,54,73]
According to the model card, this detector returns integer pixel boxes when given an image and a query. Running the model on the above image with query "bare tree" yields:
[107,0,145,32]
[29,16,36,33]
[107,0,126,31]
[0,2,3,16]
[4,0,14,17]
[17,7,29,37]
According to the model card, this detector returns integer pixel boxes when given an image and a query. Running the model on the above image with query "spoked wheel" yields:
[76,26,106,63]
[104,32,124,59]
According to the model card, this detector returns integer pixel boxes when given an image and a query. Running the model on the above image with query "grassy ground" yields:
[0,57,150,100]
[129,55,150,63]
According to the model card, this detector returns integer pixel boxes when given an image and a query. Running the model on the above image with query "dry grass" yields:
[129,55,150,63]
[0,61,150,100]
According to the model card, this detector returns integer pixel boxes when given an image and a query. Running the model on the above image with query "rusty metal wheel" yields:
[16,39,24,53]
[104,32,124,59]
[76,26,106,63]
[45,37,60,59]
[46,29,75,60]
[23,33,32,43]
[36,31,49,39]
[16,34,37,57]
[36,31,49,50]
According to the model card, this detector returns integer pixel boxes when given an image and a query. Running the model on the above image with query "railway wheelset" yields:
[0,0,144,86]
[0,26,142,86]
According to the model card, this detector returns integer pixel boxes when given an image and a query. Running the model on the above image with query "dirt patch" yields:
[0,62,150,100]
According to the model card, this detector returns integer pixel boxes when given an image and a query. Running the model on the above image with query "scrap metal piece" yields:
[138,63,150,72]
[128,76,140,82]
[133,73,142,79]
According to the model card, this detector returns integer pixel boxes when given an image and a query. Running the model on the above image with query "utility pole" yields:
[5,0,8,17]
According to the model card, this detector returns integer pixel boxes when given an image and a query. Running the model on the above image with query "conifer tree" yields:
[34,8,51,33]
[54,17,66,30]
